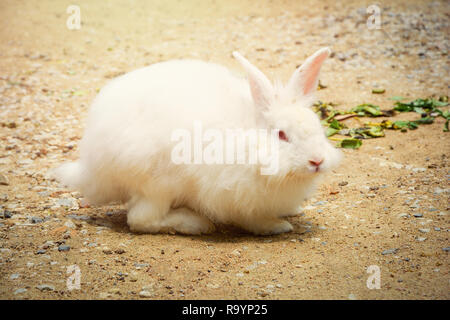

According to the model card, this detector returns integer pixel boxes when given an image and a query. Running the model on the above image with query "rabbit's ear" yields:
[288,47,330,97]
[233,51,274,110]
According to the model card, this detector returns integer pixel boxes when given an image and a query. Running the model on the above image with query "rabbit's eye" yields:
[278,130,289,142]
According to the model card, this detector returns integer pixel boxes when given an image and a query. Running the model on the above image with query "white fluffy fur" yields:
[54,48,341,235]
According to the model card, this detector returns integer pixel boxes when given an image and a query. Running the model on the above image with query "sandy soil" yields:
[0,0,448,299]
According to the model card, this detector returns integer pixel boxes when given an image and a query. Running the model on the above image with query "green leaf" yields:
[347,126,385,139]
[393,104,412,112]
[414,117,434,125]
[394,98,449,112]
[350,104,383,117]
[372,88,385,94]
[412,107,425,114]
[337,138,362,149]
[434,100,449,107]
[367,126,385,137]
[326,127,339,137]
[329,119,344,130]
[393,121,418,130]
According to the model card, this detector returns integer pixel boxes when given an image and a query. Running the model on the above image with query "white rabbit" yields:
[54,47,341,235]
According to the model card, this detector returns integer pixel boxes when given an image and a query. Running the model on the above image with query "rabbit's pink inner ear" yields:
[233,51,274,109]
[249,77,272,108]
[290,48,330,96]
[301,49,329,95]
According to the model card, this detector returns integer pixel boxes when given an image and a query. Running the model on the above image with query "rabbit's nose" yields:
[309,158,323,167]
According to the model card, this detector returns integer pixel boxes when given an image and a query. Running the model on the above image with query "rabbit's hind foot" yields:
[127,198,215,235]
[240,218,294,236]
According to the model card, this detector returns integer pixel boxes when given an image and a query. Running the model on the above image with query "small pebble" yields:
[231,249,241,256]
[433,187,446,195]
[99,292,112,299]
[0,173,9,186]
[30,217,43,224]
[64,220,76,229]
[382,248,398,255]
[14,288,27,295]
[139,290,153,298]
[67,214,90,221]
[129,272,138,282]
[2,211,13,219]
[58,245,70,252]
[36,284,55,291]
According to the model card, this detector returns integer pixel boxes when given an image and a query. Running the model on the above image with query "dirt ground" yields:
[0,0,449,300]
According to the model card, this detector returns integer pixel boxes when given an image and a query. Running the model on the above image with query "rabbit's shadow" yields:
[80,208,129,234]
[79,208,320,244]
